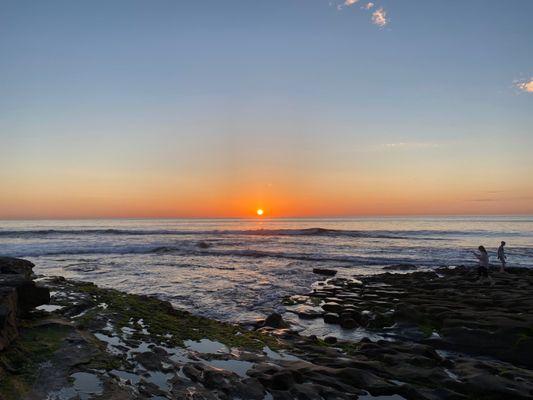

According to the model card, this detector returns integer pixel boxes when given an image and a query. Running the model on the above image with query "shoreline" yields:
[1,258,533,399]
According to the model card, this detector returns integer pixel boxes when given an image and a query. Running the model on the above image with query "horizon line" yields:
[1,213,533,222]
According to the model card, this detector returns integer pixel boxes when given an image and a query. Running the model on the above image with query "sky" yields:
[1,0,532,219]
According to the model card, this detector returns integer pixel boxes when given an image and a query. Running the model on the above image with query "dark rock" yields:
[263,312,289,329]
[234,378,265,399]
[197,241,211,249]
[267,370,295,390]
[295,306,323,320]
[0,257,35,279]
[323,313,340,324]
[0,257,50,355]
[203,368,233,390]
[0,267,50,314]
[134,351,165,371]
[0,287,18,350]
[182,363,204,382]
[322,302,342,313]
[340,318,357,329]
[139,380,167,397]
[312,268,337,277]
[324,336,337,344]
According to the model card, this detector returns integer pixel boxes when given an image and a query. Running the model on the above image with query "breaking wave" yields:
[0,227,467,240]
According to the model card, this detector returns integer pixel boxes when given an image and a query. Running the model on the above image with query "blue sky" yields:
[1,0,532,218]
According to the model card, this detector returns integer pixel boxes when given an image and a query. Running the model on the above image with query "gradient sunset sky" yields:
[1,0,532,219]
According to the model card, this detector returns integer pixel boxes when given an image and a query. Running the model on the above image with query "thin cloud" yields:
[334,0,388,28]
[337,0,359,11]
[372,7,388,27]
[515,78,533,93]
[468,198,497,202]
[384,142,440,149]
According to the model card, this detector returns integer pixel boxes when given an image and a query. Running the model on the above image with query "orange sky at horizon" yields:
[2,162,533,219]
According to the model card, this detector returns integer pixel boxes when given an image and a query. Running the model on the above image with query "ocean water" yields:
[1,216,532,322]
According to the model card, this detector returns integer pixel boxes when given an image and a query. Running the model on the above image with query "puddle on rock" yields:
[47,372,103,400]
[109,369,141,385]
[145,370,173,391]
[184,339,229,354]
[262,346,301,361]
[36,304,64,312]
[94,333,128,355]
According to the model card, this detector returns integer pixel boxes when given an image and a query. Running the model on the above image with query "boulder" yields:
[0,274,50,314]
[0,257,51,353]
[0,257,35,279]
[323,313,340,324]
[322,302,342,314]
[263,312,289,329]
[340,318,357,329]
[324,336,337,344]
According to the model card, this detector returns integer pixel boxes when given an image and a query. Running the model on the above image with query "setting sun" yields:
[256,209,264,216]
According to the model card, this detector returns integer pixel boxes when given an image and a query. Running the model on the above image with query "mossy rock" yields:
[73,282,280,351]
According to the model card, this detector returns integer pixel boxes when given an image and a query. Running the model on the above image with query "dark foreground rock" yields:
[0,257,50,350]
[0,287,18,351]
[1,259,533,400]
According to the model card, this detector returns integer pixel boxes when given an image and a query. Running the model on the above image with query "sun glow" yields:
[256,209,264,216]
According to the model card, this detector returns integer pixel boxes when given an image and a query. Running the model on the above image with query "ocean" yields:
[1,216,532,323]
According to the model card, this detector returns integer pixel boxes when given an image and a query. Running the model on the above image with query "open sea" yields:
[1,216,532,323]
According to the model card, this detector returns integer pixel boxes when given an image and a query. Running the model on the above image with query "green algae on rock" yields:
[60,279,281,351]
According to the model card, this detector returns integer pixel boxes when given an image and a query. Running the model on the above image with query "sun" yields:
[256,209,264,216]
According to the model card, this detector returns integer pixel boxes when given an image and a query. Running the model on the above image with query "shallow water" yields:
[47,372,103,400]
[1,217,532,322]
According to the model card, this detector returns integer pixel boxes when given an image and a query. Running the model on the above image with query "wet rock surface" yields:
[1,259,533,399]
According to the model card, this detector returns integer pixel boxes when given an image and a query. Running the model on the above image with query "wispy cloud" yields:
[467,198,497,202]
[335,0,387,27]
[384,142,440,149]
[372,7,388,27]
[337,0,359,11]
[515,78,533,93]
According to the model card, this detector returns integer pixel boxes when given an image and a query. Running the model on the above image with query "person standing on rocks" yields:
[497,241,507,273]
[473,246,493,284]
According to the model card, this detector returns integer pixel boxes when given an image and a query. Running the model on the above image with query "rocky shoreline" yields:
[1,257,532,399]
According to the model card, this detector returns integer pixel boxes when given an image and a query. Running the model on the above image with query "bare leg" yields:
[500,261,505,273]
